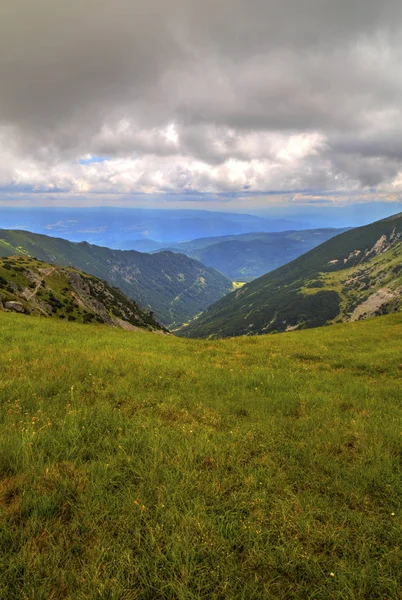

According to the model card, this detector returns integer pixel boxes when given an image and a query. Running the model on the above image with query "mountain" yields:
[117,238,167,252]
[255,200,402,229]
[178,212,402,338]
[0,255,165,332]
[0,229,232,328]
[159,228,349,281]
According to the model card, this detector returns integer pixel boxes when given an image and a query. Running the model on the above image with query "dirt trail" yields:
[26,267,56,301]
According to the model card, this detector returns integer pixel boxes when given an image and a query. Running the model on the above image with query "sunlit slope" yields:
[0,228,232,328]
[1,311,401,598]
[0,255,165,332]
[180,211,402,338]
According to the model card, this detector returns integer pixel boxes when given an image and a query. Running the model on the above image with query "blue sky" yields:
[79,156,110,166]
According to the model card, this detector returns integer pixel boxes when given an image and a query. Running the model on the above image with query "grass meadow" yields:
[0,312,401,599]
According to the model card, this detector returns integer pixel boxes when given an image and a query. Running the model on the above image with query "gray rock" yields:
[5,301,25,313]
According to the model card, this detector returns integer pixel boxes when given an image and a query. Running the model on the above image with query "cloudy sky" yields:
[1,0,402,210]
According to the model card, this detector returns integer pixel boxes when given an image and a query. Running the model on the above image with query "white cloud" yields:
[0,126,333,195]
[1,0,402,205]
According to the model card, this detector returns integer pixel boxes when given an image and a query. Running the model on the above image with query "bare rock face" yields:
[4,301,25,313]
[349,288,398,322]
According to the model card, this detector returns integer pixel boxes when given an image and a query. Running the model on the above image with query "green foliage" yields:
[305,279,325,288]
[268,290,341,331]
[0,312,401,598]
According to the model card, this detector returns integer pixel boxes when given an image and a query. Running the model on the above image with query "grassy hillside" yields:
[0,229,232,328]
[0,255,165,332]
[180,212,402,338]
[162,228,349,281]
[1,312,401,598]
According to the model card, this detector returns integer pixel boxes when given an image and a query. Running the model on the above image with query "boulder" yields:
[4,301,25,313]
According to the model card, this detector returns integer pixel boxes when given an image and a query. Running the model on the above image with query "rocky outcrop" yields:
[0,256,166,332]
[4,301,25,313]
[350,288,399,321]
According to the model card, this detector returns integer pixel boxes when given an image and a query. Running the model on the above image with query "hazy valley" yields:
[157,228,349,281]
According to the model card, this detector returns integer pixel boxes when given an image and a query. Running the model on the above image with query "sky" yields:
[1,0,402,211]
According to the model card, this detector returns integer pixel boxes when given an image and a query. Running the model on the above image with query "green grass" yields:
[1,312,402,598]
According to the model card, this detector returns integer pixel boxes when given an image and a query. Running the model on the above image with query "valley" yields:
[0,229,232,329]
[3,213,402,340]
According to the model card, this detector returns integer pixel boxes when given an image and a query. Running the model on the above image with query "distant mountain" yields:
[118,239,167,252]
[178,212,402,338]
[0,255,165,332]
[0,230,232,328]
[255,201,402,229]
[159,228,349,281]
[0,206,308,247]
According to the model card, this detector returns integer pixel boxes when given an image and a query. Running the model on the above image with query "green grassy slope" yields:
[163,228,349,281]
[180,212,402,338]
[0,255,165,332]
[0,229,232,328]
[1,312,401,598]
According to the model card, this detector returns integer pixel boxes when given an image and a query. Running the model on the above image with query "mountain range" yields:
[3,203,402,249]
[0,207,306,248]
[0,229,231,328]
[179,212,402,338]
[3,211,402,339]
[156,228,349,281]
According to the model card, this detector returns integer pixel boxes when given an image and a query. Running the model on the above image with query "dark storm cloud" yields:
[1,0,402,195]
